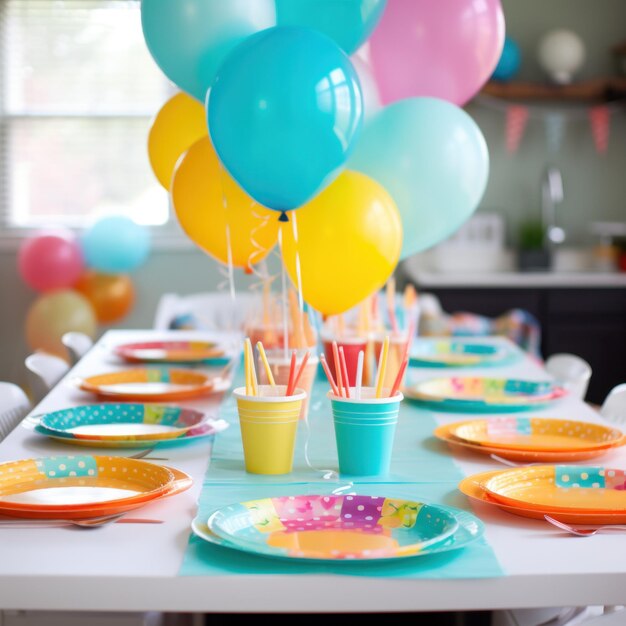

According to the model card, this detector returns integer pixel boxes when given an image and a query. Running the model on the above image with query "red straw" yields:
[389,356,408,398]
[290,351,310,395]
[332,341,344,397]
[338,346,351,399]
[285,349,297,396]
[320,354,340,397]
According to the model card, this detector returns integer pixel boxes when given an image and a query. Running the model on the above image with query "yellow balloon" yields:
[171,137,279,268]
[148,92,207,189]
[281,171,402,316]
[25,290,97,359]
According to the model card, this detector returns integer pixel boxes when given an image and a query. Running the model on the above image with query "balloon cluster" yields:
[18,216,150,358]
[143,0,503,315]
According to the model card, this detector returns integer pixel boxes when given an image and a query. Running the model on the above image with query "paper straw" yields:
[244,338,251,396]
[375,335,390,399]
[355,350,364,400]
[320,354,340,397]
[245,338,258,396]
[389,355,408,398]
[285,349,297,397]
[339,346,351,399]
[256,341,275,386]
[289,350,310,396]
[332,341,344,398]
[386,279,399,334]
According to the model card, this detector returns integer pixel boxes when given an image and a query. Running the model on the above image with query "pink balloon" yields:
[18,232,84,292]
[369,0,505,106]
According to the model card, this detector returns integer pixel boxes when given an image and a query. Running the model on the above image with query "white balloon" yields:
[538,29,586,84]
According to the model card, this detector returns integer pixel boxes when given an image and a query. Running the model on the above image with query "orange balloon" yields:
[25,290,97,358]
[75,271,135,324]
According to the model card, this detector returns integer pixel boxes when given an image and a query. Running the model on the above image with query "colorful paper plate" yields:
[483,465,626,514]
[77,368,230,401]
[405,377,565,412]
[434,423,615,463]
[192,503,484,562]
[114,340,227,364]
[410,341,513,368]
[206,495,461,561]
[459,469,626,524]
[38,404,209,442]
[0,455,192,519]
[451,417,624,452]
[32,419,228,449]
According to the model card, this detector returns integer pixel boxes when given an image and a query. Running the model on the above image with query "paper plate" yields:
[206,495,461,561]
[410,341,513,368]
[0,455,192,518]
[77,368,229,401]
[483,465,626,514]
[192,503,483,562]
[451,417,624,452]
[434,423,615,463]
[32,419,227,449]
[405,377,565,412]
[459,469,626,524]
[38,404,209,442]
[115,340,228,365]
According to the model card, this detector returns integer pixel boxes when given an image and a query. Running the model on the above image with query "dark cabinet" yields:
[412,286,626,405]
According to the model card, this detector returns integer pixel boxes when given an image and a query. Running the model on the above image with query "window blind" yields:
[0,0,172,229]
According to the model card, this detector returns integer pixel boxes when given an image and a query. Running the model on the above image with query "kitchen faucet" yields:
[541,165,566,245]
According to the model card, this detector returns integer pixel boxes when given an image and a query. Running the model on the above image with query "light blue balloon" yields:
[492,37,522,81]
[208,27,363,213]
[275,0,387,55]
[349,98,489,260]
[141,0,276,102]
[82,216,151,273]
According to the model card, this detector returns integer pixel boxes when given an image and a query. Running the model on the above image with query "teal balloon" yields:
[492,37,521,81]
[208,27,363,212]
[82,216,151,273]
[141,0,276,102]
[349,98,489,260]
[275,0,387,55]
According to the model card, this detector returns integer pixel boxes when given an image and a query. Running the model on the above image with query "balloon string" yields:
[278,228,290,361]
[290,212,306,346]
[301,412,339,482]
[216,160,237,330]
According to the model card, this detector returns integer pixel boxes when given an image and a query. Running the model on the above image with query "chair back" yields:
[25,353,70,403]
[545,353,592,400]
[0,382,31,441]
[62,332,94,365]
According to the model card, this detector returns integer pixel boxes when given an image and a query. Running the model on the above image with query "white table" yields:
[0,330,625,613]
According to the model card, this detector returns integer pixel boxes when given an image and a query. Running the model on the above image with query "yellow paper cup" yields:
[233,385,306,475]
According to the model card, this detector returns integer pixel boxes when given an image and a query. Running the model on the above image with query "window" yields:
[0,0,172,230]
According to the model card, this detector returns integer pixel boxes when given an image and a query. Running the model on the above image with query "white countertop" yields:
[409,270,626,288]
[2,331,626,613]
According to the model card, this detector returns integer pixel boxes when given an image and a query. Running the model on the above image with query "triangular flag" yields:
[505,105,529,154]
[544,112,566,154]
[589,105,610,154]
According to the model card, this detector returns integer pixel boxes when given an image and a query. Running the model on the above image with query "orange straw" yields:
[320,354,340,397]
[389,355,408,398]
[332,341,343,398]
[375,335,390,399]
[289,351,310,396]
[285,349,297,397]
[386,278,399,334]
[339,346,351,398]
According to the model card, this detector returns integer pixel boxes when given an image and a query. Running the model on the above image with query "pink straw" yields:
[320,354,340,397]
[289,351,310,396]
[389,356,408,398]
[332,341,344,397]
[285,350,297,396]
[339,346,351,399]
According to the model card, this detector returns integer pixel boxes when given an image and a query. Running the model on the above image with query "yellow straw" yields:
[244,338,251,396]
[375,335,390,399]
[248,339,259,396]
[256,341,275,386]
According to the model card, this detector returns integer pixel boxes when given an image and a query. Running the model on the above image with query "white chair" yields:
[62,331,93,365]
[154,291,260,332]
[24,353,70,404]
[600,383,626,424]
[0,382,31,442]
[545,353,592,400]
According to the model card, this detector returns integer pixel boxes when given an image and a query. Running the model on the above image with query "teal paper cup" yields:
[329,387,403,476]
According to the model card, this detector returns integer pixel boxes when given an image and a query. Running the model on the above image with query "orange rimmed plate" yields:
[434,423,615,463]
[0,455,192,519]
[459,469,626,524]
[77,368,229,401]
[114,340,225,364]
[450,417,624,452]
[482,465,626,514]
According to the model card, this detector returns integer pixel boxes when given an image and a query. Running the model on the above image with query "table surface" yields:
[1,330,625,613]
